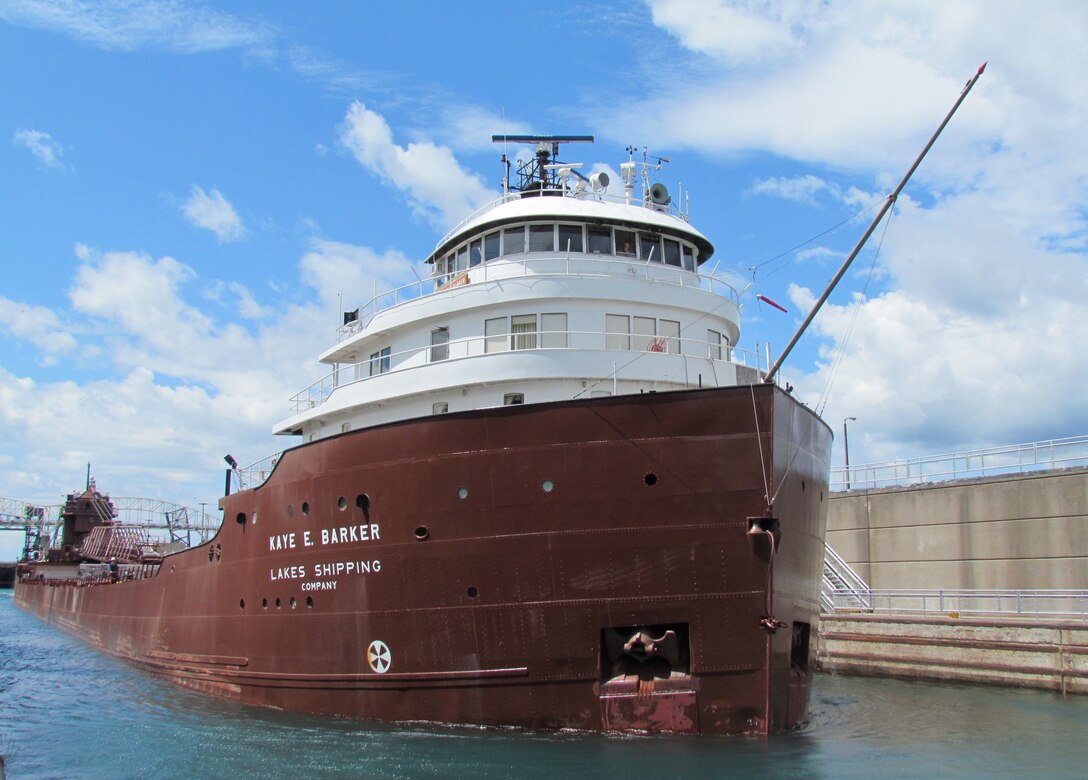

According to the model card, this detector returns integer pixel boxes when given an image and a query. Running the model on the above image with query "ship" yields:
[15,76,983,732]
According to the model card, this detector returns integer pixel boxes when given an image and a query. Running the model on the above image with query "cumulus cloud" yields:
[578,0,1088,470]
[338,102,497,227]
[182,186,245,242]
[0,296,77,363]
[13,129,67,170]
[0,236,418,512]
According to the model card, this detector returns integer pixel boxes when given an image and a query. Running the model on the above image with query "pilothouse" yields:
[276,135,755,444]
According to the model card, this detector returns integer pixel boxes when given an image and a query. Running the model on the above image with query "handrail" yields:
[823,588,1088,619]
[287,332,767,414]
[831,434,1088,491]
[336,253,738,344]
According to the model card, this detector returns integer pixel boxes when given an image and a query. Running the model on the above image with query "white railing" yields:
[831,434,1088,491]
[232,451,284,493]
[824,588,1088,619]
[336,254,739,343]
[821,544,872,612]
[288,333,767,414]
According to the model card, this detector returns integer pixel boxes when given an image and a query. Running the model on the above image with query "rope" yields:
[815,202,895,416]
[751,385,771,507]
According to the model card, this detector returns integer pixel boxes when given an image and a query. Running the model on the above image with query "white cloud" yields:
[13,128,67,170]
[0,0,275,53]
[299,239,418,312]
[0,296,77,362]
[0,234,419,560]
[650,0,815,64]
[750,174,835,204]
[182,185,245,242]
[626,0,1088,467]
[338,101,497,227]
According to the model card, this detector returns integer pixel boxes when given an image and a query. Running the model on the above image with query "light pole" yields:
[843,417,857,490]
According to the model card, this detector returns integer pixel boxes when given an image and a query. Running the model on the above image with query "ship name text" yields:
[268,523,381,552]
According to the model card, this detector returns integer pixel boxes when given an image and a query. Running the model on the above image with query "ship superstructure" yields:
[277,137,758,439]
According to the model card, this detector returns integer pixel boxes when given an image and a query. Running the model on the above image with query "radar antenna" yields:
[491,134,594,194]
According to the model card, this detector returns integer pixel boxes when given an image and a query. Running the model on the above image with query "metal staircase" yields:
[821,544,872,613]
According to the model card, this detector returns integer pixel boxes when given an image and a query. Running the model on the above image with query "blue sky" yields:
[2,1,1086,558]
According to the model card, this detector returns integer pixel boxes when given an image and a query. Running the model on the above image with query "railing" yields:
[823,588,1088,619]
[287,332,767,414]
[232,451,284,493]
[821,544,871,612]
[831,434,1088,491]
[336,254,740,343]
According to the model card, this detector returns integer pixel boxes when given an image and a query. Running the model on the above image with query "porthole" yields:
[306,596,314,608]
[240,599,245,610]
[356,494,370,511]
[262,598,268,609]
[302,501,310,515]
[236,512,246,525]
[467,586,479,599]
[275,598,282,609]
[251,511,258,525]
[290,597,297,609]
[457,486,469,500]
[338,496,347,511]
[414,526,430,541]
[541,479,554,493]
[644,473,658,486]
[802,480,806,492]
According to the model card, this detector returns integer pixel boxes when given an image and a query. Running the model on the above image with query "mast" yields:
[763,62,987,384]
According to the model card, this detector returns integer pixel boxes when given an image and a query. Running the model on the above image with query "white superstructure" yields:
[275,139,764,442]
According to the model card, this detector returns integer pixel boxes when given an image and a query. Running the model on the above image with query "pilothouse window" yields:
[502,227,525,255]
[558,224,584,253]
[587,226,611,254]
[663,239,682,267]
[639,233,660,262]
[484,232,500,261]
[615,229,636,256]
[529,225,554,252]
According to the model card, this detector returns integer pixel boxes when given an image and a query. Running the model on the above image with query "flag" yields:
[757,294,788,313]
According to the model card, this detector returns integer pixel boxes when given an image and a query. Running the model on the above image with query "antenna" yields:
[492,135,594,193]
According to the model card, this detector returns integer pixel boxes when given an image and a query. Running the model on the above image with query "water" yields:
[2,590,1086,779]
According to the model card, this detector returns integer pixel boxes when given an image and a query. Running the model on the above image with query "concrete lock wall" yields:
[826,467,1088,590]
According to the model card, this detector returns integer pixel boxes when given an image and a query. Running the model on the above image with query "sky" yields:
[2,0,1086,558]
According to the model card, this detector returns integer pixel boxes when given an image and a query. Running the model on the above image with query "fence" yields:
[823,588,1088,619]
[831,434,1088,491]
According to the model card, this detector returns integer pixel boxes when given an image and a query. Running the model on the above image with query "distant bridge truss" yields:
[0,495,221,559]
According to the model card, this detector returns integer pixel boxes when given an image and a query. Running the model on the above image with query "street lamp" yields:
[843,417,857,490]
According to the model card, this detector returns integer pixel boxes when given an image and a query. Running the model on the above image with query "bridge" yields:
[0,495,221,560]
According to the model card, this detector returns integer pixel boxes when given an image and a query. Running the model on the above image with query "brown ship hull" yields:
[15,384,831,735]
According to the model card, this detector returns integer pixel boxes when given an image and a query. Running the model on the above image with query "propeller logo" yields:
[367,640,391,673]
